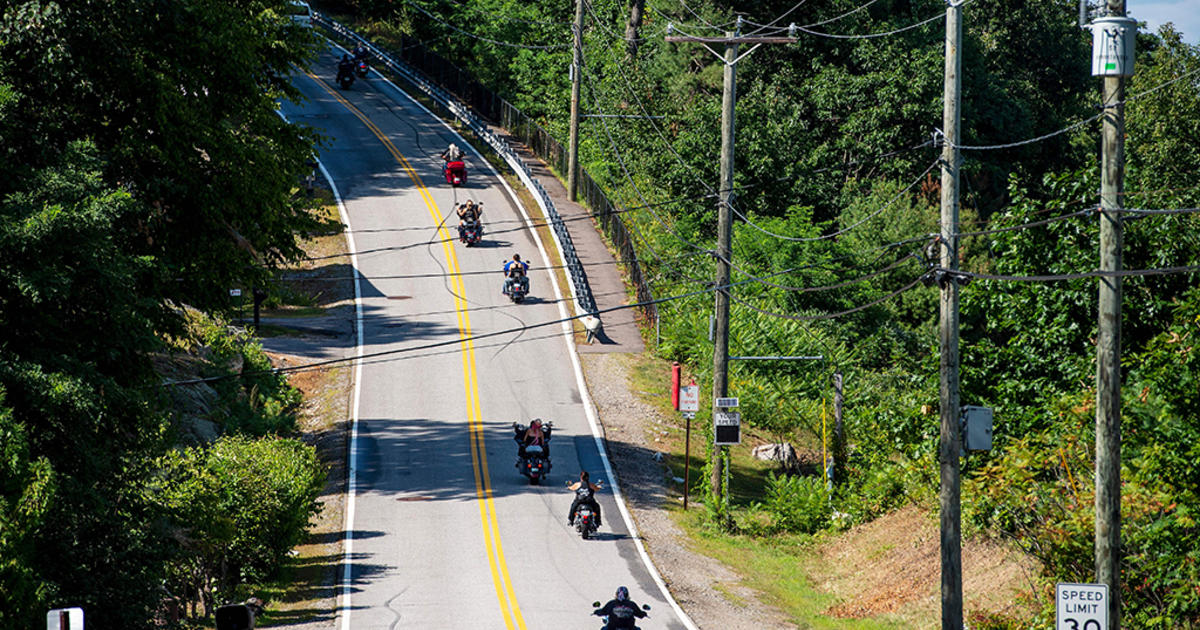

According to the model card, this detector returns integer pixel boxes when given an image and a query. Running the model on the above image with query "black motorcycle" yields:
[575,502,599,539]
[336,65,354,90]
[512,422,552,484]
[503,269,529,303]
[355,59,369,78]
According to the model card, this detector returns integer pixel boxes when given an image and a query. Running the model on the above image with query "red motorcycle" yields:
[444,160,466,186]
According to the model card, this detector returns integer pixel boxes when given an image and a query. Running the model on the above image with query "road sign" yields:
[714,410,741,445]
[229,289,242,297]
[1056,583,1107,630]
[46,608,84,630]
[715,397,738,408]
[679,385,699,413]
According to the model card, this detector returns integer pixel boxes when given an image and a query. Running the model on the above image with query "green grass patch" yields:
[673,510,907,630]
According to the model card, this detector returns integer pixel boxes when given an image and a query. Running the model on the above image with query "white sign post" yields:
[1056,583,1108,630]
[679,385,699,418]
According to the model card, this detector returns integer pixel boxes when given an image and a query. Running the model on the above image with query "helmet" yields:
[615,586,629,601]
[513,253,521,261]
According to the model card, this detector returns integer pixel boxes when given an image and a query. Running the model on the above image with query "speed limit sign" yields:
[1056,583,1108,630]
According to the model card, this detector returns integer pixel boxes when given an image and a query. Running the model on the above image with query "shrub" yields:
[765,472,829,534]
[149,436,324,616]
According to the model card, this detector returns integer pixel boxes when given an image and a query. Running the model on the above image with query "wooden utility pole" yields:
[666,20,795,517]
[1096,0,1126,626]
[938,1,964,628]
[567,0,585,201]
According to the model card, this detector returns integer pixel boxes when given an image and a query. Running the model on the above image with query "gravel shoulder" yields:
[580,352,798,630]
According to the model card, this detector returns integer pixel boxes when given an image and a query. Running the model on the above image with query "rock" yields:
[752,443,799,471]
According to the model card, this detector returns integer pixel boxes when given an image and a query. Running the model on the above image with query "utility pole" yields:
[1096,0,1127,625]
[938,1,964,628]
[566,0,585,201]
[666,19,795,520]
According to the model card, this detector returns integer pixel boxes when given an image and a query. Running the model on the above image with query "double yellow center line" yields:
[310,71,527,630]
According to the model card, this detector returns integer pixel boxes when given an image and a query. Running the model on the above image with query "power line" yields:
[584,14,938,246]
[793,5,953,40]
[943,264,1200,284]
[728,274,930,321]
[730,157,941,243]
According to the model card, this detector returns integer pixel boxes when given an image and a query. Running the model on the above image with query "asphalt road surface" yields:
[281,48,689,630]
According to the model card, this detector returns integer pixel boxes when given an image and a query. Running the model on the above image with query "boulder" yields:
[752,443,799,471]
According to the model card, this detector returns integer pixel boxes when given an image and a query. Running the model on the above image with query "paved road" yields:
[281,50,687,630]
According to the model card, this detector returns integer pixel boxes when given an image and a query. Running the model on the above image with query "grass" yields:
[676,509,908,630]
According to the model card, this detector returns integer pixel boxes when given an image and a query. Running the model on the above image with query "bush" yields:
[149,436,324,616]
[765,472,829,534]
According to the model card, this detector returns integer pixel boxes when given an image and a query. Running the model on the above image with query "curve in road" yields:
[283,48,691,630]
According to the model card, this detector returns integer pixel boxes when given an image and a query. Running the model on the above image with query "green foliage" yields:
[0,394,57,627]
[149,436,325,615]
[193,315,303,436]
[764,472,829,534]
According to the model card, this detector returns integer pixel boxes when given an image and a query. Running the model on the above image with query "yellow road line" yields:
[309,71,526,630]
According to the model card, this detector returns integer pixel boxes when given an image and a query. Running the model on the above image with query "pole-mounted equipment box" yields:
[1090,16,1136,77]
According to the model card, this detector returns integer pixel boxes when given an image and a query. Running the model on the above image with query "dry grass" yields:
[814,505,1041,627]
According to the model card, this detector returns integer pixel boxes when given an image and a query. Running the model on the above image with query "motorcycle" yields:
[336,67,355,90]
[459,218,482,246]
[443,160,467,186]
[574,502,599,539]
[591,601,650,630]
[513,421,552,484]
[503,269,529,303]
[355,59,369,78]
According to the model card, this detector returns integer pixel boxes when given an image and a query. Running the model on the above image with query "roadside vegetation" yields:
[0,1,341,628]
[324,0,1200,626]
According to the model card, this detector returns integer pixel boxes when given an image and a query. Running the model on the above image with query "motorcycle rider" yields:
[517,418,549,459]
[441,142,464,163]
[457,200,482,241]
[567,470,602,528]
[352,44,369,63]
[336,54,354,83]
[503,253,530,295]
[593,587,647,629]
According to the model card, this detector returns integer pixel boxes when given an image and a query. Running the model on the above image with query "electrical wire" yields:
[404,0,571,50]
[731,158,940,243]
[727,274,930,321]
[946,113,1102,151]
[585,13,939,250]
[794,6,949,40]
[943,264,1200,284]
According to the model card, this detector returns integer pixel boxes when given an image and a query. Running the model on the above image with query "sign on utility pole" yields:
[713,410,740,445]
[1056,583,1108,630]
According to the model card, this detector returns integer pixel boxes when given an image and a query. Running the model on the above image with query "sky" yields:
[1129,0,1200,44]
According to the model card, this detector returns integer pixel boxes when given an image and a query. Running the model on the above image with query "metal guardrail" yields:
[314,14,602,317]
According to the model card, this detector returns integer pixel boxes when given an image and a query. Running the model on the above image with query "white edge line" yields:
[319,161,363,630]
[351,43,699,630]
[278,105,365,630]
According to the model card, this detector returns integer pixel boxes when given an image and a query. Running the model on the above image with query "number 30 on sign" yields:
[1056,582,1107,630]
